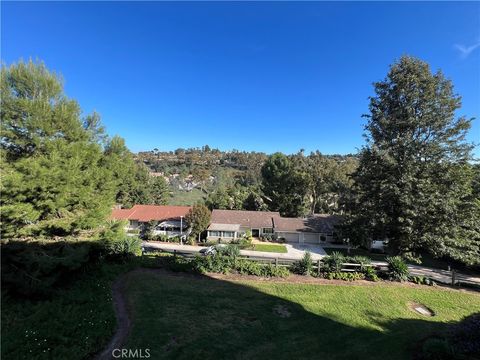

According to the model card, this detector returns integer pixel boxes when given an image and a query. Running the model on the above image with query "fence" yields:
[142,246,385,276]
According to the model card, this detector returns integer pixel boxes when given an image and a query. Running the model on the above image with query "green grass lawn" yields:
[3,259,479,360]
[250,243,288,253]
[1,262,135,360]
[125,271,480,360]
[168,188,205,206]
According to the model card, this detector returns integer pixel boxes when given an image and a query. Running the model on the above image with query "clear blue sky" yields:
[2,1,479,156]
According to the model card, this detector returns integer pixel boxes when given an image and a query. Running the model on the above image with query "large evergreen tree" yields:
[349,56,478,265]
[261,153,308,217]
[1,61,117,238]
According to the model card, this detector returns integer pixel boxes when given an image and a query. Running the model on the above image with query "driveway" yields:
[143,241,326,260]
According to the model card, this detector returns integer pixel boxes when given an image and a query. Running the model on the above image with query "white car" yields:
[199,244,227,256]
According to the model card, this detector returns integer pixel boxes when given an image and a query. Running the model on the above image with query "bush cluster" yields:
[259,234,277,242]
[190,254,289,278]
[291,251,313,275]
[324,272,366,281]
[409,275,435,286]
[386,256,409,281]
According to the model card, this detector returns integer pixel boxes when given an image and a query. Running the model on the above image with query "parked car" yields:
[199,244,227,256]
[371,240,386,253]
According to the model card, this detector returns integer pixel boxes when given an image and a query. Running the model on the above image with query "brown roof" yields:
[110,205,191,222]
[274,214,342,233]
[210,209,280,229]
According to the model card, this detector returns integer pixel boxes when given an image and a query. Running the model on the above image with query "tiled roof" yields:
[274,214,342,233]
[110,205,191,222]
[210,209,280,229]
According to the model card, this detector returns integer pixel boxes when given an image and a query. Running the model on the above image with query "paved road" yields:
[143,241,480,286]
[143,241,325,260]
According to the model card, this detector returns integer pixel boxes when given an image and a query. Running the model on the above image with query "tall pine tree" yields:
[348,56,478,265]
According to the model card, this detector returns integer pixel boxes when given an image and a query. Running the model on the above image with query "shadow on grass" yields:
[121,267,478,360]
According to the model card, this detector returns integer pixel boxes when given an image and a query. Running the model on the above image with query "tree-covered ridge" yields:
[136,147,359,216]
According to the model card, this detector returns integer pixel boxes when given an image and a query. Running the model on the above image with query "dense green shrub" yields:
[189,254,290,278]
[99,222,141,258]
[350,256,372,271]
[386,256,409,281]
[324,272,365,281]
[409,275,435,286]
[292,251,313,275]
[363,266,380,282]
[191,255,233,274]
[260,234,277,242]
[218,244,240,259]
[101,236,142,258]
[323,251,345,272]
[236,260,289,278]
[1,240,98,297]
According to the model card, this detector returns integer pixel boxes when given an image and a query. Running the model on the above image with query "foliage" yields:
[420,338,453,360]
[217,244,240,259]
[235,260,290,278]
[346,55,478,266]
[140,220,157,240]
[448,313,480,356]
[409,275,435,286]
[386,256,409,281]
[350,255,372,271]
[185,203,211,238]
[292,251,313,275]
[1,239,99,297]
[323,251,345,272]
[0,262,137,360]
[363,266,380,282]
[150,176,169,205]
[324,272,366,281]
[261,152,309,217]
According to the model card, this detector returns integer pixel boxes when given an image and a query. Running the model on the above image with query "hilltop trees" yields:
[348,56,478,265]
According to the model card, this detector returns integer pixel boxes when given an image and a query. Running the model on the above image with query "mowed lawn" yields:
[125,271,480,360]
[250,243,288,253]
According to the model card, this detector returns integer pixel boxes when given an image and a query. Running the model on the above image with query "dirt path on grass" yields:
[94,272,132,360]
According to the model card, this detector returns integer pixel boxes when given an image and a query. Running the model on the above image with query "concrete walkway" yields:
[143,241,480,286]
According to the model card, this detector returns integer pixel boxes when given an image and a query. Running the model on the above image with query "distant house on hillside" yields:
[207,209,341,244]
[111,204,191,237]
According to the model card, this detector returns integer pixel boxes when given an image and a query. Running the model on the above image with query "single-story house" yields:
[273,215,341,244]
[206,210,280,241]
[110,205,192,237]
[207,209,342,244]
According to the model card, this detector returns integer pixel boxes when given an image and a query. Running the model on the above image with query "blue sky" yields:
[2,1,479,156]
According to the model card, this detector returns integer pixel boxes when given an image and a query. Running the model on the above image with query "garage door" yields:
[303,233,320,244]
[277,232,300,243]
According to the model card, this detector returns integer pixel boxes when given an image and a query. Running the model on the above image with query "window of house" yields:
[210,231,220,237]
[320,235,326,242]
[262,228,274,234]
[222,231,235,238]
